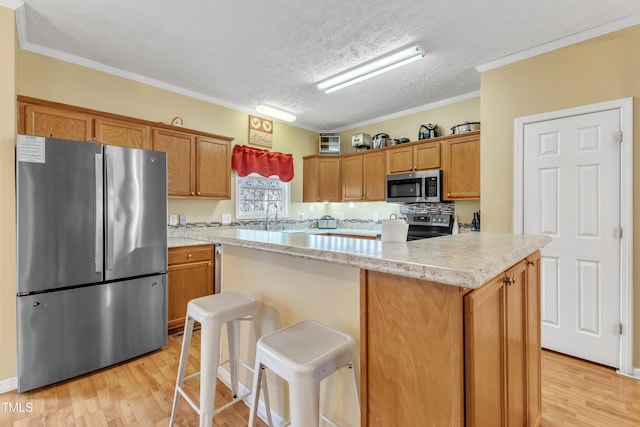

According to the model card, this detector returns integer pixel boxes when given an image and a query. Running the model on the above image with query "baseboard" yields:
[0,377,17,394]
[629,367,640,380]
[217,365,284,426]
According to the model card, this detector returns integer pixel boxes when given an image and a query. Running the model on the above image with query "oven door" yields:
[386,172,425,202]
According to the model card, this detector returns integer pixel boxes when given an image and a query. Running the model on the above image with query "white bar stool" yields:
[248,320,359,427]
[170,291,271,427]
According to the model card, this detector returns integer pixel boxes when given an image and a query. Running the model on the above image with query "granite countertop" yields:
[167,236,212,248]
[180,229,550,289]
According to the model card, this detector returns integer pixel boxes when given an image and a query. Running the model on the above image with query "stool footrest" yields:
[213,390,251,415]
[175,386,201,415]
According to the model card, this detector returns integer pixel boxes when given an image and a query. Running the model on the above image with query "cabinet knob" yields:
[187,253,192,258]
[503,276,517,286]
[191,192,195,196]
[528,260,537,266]
[197,192,201,195]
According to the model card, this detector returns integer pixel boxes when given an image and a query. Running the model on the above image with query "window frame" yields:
[235,173,290,219]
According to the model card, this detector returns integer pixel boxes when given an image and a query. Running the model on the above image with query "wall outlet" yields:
[169,215,178,226]
[221,213,232,224]
[298,212,305,221]
[338,212,345,220]
[372,212,379,221]
[179,214,187,225]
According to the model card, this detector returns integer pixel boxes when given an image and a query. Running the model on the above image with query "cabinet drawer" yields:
[168,245,213,265]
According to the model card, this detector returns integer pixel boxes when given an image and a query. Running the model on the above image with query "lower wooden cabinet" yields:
[360,251,541,426]
[167,244,214,332]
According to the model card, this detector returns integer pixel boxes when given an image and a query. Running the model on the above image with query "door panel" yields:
[17,137,103,293]
[523,109,621,367]
[104,145,167,280]
[17,275,167,392]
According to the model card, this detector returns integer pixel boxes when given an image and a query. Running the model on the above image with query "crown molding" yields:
[329,91,480,133]
[476,13,640,73]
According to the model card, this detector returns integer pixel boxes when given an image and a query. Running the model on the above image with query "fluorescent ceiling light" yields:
[256,103,296,122]
[317,45,425,94]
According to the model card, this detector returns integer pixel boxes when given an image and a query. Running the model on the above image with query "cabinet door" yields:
[94,117,151,149]
[465,276,505,427]
[167,260,213,331]
[362,150,386,201]
[195,136,231,199]
[504,261,527,427]
[317,157,341,202]
[302,157,318,202]
[526,252,542,426]
[152,129,195,197]
[341,154,364,201]
[442,136,480,200]
[386,145,414,174]
[23,104,92,141]
[414,141,441,170]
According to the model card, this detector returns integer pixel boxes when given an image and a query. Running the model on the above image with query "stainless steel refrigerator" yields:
[16,135,168,392]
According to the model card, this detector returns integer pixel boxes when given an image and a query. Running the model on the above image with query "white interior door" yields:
[523,109,621,367]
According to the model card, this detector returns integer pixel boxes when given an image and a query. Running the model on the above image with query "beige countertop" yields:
[180,229,550,289]
[167,236,212,248]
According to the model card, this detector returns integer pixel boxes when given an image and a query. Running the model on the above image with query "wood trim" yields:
[359,270,369,427]
[17,95,234,142]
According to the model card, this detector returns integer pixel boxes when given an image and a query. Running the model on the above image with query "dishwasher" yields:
[214,244,223,293]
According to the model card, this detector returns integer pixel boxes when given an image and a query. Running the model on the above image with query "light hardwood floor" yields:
[2,334,640,426]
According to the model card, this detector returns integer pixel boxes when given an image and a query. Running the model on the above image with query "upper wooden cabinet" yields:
[342,151,386,201]
[18,96,234,200]
[152,129,196,197]
[195,136,231,198]
[441,132,480,200]
[94,117,151,150]
[22,103,92,141]
[386,140,440,174]
[152,130,231,199]
[303,155,341,202]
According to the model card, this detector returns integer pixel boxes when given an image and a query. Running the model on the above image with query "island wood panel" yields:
[94,117,151,150]
[505,260,527,426]
[361,270,468,426]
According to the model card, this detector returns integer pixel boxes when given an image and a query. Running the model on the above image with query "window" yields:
[235,173,290,219]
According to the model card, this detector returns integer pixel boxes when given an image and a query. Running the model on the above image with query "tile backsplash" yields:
[399,202,455,215]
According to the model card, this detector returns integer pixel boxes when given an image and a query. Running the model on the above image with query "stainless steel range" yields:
[406,213,454,241]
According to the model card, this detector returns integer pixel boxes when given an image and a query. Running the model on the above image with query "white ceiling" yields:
[12,0,640,132]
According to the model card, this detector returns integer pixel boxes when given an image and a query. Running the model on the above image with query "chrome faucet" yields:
[265,201,278,230]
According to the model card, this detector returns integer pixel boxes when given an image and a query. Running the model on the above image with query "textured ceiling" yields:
[14,0,640,131]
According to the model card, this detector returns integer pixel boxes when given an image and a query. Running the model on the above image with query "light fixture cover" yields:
[317,45,425,94]
[256,103,296,122]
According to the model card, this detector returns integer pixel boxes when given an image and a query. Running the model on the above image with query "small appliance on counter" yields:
[319,133,340,154]
[352,133,372,150]
[318,215,338,229]
[450,121,480,134]
[419,124,438,140]
[392,138,410,145]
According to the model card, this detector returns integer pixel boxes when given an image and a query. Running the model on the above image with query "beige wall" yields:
[480,24,640,365]
[0,6,17,383]
[17,50,322,224]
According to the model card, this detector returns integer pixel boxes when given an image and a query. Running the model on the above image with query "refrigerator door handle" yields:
[94,154,104,273]
[106,153,115,270]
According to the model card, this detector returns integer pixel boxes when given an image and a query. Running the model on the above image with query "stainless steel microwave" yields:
[386,170,442,203]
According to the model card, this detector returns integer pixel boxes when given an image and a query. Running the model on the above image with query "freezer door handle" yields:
[106,153,115,270]
[94,154,104,273]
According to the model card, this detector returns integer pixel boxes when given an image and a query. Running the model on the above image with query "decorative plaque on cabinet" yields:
[248,115,273,148]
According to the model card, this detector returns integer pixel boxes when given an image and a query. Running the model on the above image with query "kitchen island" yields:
[182,228,550,426]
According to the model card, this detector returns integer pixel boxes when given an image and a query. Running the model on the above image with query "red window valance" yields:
[231,144,294,182]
